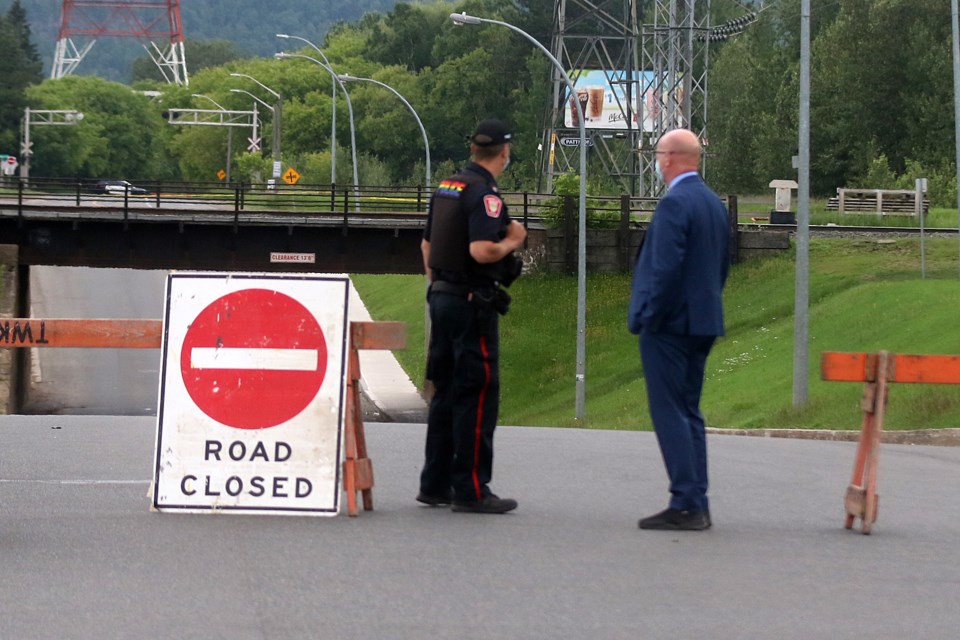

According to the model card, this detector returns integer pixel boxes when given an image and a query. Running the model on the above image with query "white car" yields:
[96,180,148,196]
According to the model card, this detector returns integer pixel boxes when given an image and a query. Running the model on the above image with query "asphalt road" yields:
[2,415,960,639]
[24,266,167,415]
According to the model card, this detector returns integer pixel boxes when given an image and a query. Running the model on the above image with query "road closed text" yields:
[178,439,314,499]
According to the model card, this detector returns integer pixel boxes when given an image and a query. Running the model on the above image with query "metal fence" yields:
[0,176,660,227]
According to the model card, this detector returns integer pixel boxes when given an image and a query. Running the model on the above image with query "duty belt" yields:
[429,281,472,297]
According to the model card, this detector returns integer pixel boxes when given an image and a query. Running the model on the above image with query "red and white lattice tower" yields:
[52,0,188,86]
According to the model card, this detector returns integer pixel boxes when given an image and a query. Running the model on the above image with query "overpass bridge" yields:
[0,179,435,274]
[0,177,670,280]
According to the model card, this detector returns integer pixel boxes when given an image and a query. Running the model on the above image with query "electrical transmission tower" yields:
[544,0,711,196]
[52,0,188,86]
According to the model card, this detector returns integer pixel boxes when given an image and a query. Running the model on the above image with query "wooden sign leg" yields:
[860,352,889,534]
[844,403,873,531]
[844,351,888,534]
[340,321,405,517]
[343,348,360,516]
[342,327,375,516]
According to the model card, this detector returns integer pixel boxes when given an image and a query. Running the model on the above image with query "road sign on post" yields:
[153,272,351,516]
[283,167,300,185]
[0,155,17,176]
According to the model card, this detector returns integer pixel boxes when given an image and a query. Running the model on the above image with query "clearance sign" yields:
[152,272,350,516]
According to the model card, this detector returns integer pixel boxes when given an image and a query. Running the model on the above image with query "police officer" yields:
[417,118,526,514]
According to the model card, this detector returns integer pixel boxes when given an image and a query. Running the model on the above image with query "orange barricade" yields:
[0,318,162,348]
[343,321,406,516]
[821,350,960,534]
[0,318,405,517]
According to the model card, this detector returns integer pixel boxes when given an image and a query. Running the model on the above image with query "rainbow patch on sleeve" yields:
[436,179,468,197]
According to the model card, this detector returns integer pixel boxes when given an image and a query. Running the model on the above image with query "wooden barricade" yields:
[343,321,406,516]
[821,351,960,534]
[0,317,405,517]
[825,188,929,216]
[0,318,162,348]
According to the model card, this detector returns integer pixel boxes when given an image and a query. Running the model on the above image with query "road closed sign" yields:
[152,272,350,516]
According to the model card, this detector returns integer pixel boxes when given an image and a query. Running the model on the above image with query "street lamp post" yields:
[193,94,233,182]
[793,0,811,407]
[952,0,960,276]
[338,74,430,189]
[277,34,337,185]
[19,108,84,180]
[275,51,360,211]
[230,73,283,183]
[449,11,589,420]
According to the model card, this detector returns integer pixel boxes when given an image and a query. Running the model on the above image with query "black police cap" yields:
[470,119,513,147]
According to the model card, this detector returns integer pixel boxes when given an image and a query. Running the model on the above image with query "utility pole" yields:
[793,0,811,407]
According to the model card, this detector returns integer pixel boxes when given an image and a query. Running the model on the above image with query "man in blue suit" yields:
[628,128,730,531]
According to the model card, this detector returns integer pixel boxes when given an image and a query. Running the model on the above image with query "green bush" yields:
[854,151,957,209]
[893,159,957,209]
[539,172,619,229]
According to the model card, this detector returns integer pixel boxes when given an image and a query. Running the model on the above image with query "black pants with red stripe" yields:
[420,290,500,503]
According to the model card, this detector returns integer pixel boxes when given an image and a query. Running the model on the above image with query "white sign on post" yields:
[152,272,350,516]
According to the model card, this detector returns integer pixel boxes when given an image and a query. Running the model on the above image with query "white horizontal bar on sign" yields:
[190,347,318,371]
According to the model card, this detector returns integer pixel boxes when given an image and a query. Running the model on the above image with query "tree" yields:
[0,0,43,153]
[6,0,41,67]
[364,3,450,71]
[26,76,170,179]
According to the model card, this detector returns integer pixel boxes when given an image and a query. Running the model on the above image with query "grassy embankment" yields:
[353,230,960,431]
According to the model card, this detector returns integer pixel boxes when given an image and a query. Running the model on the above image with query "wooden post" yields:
[618,194,630,272]
[840,351,890,534]
[342,321,406,516]
[727,195,739,264]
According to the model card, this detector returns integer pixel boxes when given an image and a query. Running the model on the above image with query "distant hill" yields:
[1,0,405,82]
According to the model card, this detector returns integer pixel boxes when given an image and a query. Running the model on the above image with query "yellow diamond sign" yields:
[282,167,301,185]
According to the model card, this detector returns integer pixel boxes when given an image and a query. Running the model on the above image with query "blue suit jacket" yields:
[628,174,729,336]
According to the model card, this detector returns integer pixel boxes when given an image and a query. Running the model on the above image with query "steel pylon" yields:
[52,0,188,86]
[544,0,711,196]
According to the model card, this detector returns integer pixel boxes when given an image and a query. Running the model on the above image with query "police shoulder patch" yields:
[483,194,503,218]
[436,179,467,198]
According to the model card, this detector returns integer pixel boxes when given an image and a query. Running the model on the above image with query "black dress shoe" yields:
[638,508,709,531]
[451,494,518,514]
[416,489,453,507]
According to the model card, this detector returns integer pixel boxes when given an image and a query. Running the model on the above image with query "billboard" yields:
[562,70,683,133]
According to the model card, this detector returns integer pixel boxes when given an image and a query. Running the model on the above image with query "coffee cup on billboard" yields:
[570,88,588,127]
[587,86,605,120]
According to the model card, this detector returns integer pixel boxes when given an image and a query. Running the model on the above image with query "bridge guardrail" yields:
[0,176,659,227]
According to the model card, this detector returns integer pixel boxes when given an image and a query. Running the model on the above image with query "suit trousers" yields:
[640,330,716,513]
[420,290,500,502]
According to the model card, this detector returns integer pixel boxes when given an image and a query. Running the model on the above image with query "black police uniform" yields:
[419,162,516,504]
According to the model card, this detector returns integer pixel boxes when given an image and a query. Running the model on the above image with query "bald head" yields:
[656,129,701,183]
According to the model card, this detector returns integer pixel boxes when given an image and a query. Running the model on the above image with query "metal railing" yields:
[0,176,659,228]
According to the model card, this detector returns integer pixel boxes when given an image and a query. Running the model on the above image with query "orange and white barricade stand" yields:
[821,351,960,534]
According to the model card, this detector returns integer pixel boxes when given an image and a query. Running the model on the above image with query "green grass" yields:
[735,194,958,228]
[353,237,960,431]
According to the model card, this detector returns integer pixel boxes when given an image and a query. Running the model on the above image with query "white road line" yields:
[190,347,318,371]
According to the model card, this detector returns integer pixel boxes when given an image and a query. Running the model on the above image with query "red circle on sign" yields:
[180,288,328,429]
